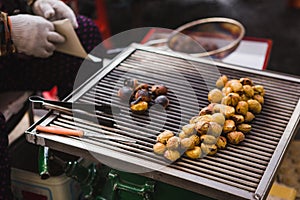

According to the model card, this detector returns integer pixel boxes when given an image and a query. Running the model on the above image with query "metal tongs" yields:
[29,96,120,115]
[29,96,134,143]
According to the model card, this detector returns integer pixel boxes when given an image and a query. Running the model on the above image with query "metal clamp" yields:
[108,171,155,200]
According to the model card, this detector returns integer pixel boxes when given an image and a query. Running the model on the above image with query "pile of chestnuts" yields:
[117,78,170,114]
[153,75,265,162]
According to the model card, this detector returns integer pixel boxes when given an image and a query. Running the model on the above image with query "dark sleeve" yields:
[1,0,32,15]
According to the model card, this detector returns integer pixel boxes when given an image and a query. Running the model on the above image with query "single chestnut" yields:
[151,84,168,96]
[153,143,166,155]
[135,83,149,92]
[130,101,148,114]
[240,77,253,86]
[135,89,151,102]
[154,95,169,108]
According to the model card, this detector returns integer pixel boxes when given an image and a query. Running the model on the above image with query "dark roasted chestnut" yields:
[117,86,133,102]
[135,89,151,102]
[154,95,169,108]
[124,78,138,88]
[240,77,253,86]
[151,84,168,96]
[135,83,149,92]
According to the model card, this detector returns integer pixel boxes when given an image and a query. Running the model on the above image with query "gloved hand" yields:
[9,14,65,58]
[32,0,78,28]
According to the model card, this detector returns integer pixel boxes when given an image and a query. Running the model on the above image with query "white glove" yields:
[10,14,65,58]
[32,0,78,28]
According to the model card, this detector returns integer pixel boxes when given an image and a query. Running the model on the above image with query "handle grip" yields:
[38,146,50,180]
[36,125,84,137]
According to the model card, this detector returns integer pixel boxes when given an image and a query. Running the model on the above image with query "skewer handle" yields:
[36,125,84,137]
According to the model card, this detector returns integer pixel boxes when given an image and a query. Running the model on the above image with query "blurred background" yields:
[77,0,300,76]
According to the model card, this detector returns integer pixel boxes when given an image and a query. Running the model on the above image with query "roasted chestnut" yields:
[166,136,181,150]
[231,114,244,124]
[244,112,255,123]
[130,101,148,114]
[247,99,262,114]
[185,146,202,159]
[201,143,218,156]
[240,94,250,101]
[157,130,174,144]
[227,131,245,145]
[164,150,181,162]
[135,83,149,92]
[153,143,166,155]
[252,85,265,96]
[135,89,151,102]
[178,131,188,139]
[198,114,213,123]
[208,88,223,103]
[189,116,202,124]
[225,79,239,87]
[189,134,200,146]
[151,84,168,96]
[243,85,254,98]
[154,95,169,108]
[207,122,223,137]
[236,101,248,116]
[211,113,225,126]
[199,106,213,116]
[219,105,235,119]
[180,137,195,150]
[216,75,228,88]
[223,120,236,133]
[230,81,243,93]
[253,94,264,104]
[221,93,240,107]
[182,123,196,136]
[222,86,233,96]
[124,78,138,88]
[237,124,252,134]
[200,134,217,145]
[117,86,133,102]
[240,77,253,86]
[195,120,210,135]
[216,136,227,149]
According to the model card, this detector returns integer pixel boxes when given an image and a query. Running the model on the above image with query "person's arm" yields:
[0,10,65,58]
[9,14,66,58]
[0,12,16,56]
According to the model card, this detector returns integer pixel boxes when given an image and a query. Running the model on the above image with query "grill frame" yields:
[26,43,300,200]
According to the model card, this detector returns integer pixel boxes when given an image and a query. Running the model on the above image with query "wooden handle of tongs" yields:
[36,125,84,137]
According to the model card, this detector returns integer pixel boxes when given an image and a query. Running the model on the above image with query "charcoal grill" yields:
[26,43,300,200]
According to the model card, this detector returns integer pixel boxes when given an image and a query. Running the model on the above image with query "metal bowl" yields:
[167,17,245,59]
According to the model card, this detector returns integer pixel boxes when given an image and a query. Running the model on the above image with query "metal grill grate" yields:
[27,44,300,200]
